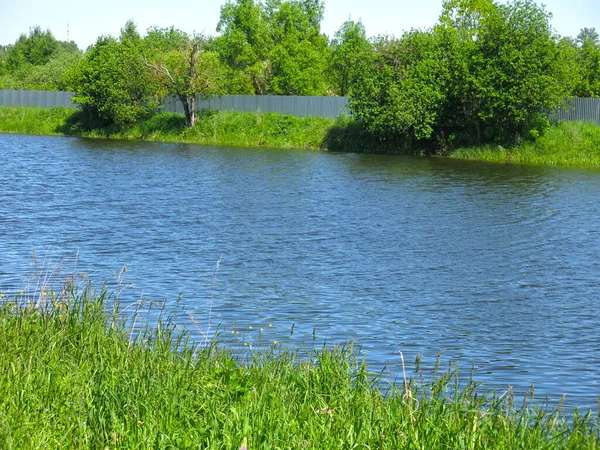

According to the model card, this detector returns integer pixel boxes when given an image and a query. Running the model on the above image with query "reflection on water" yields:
[1,133,599,410]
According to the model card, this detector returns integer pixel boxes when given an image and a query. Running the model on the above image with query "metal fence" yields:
[2,89,600,123]
[0,90,75,108]
[552,98,600,125]
[161,94,350,118]
[0,89,349,118]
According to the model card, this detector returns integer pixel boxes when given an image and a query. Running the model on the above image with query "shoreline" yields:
[2,105,600,168]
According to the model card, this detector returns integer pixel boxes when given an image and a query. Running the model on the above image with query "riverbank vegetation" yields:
[1,282,599,449]
[0,105,334,150]
[3,105,600,167]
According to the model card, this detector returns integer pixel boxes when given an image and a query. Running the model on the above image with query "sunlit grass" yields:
[451,122,600,168]
[1,277,599,449]
[0,105,73,135]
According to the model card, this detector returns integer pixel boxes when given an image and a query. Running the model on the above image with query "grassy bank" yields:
[451,121,600,167]
[2,105,600,167]
[1,284,599,449]
[0,106,334,150]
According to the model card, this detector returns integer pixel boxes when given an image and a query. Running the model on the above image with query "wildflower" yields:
[240,437,248,450]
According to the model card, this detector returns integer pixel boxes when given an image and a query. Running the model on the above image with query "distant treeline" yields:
[1,0,599,152]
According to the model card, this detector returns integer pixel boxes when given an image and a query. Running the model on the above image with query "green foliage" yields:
[216,0,272,94]
[452,120,600,167]
[4,26,60,71]
[329,20,373,96]
[1,50,82,91]
[350,31,447,146]
[0,27,81,91]
[1,282,599,448]
[215,0,331,95]
[66,24,159,128]
[0,106,75,135]
[572,28,600,97]
[468,0,576,144]
[350,0,579,152]
[145,28,224,127]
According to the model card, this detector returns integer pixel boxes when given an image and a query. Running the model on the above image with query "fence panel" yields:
[552,98,600,125]
[0,90,75,108]
[160,94,349,118]
[4,90,600,123]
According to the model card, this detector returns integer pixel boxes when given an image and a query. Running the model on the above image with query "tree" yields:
[216,0,272,94]
[5,26,60,72]
[0,28,81,90]
[145,28,224,127]
[1,50,82,90]
[577,28,599,47]
[573,28,600,97]
[469,0,576,143]
[264,0,330,95]
[349,31,447,146]
[66,22,159,127]
[349,0,578,151]
[215,0,330,95]
[329,19,373,96]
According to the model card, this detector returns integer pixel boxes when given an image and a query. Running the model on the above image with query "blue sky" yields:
[2,0,599,49]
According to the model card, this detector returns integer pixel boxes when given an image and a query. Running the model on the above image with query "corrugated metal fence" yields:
[552,98,600,125]
[0,90,76,108]
[161,94,350,118]
[0,90,349,118]
[1,89,600,123]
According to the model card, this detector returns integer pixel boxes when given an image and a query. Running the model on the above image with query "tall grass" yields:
[0,106,73,136]
[1,279,598,449]
[451,121,600,167]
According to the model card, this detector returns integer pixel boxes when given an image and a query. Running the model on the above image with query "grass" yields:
[2,105,600,167]
[0,105,74,136]
[451,121,600,168]
[0,105,334,151]
[0,278,599,449]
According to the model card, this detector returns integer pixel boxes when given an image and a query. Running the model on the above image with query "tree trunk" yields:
[180,95,197,127]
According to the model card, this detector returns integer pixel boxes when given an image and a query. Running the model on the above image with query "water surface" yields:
[1,133,599,410]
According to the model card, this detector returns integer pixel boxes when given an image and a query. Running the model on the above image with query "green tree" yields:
[265,0,330,95]
[144,28,224,127]
[349,32,447,146]
[573,28,600,97]
[1,50,82,90]
[577,28,599,46]
[215,0,330,95]
[5,26,60,71]
[216,0,272,94]
[350,0,578,151]
[66,22,159,127]
[0,27,82,90]
[329,20,373,96]
[469,0,576,143]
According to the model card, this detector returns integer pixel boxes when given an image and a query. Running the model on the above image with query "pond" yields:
[1,133,599,410]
